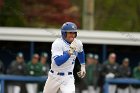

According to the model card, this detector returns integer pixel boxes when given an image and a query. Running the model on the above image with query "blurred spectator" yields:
[102,53,119,93]
[38,52,50,93]
[79,53,94,93]
[0,59,4,74]
[85,53,102,93]
[117,58,131,93]
[133,62,140,79]
[40,52,50,76]
[26,53,42,93]
[7,52,26,93]
[131,62,140,93]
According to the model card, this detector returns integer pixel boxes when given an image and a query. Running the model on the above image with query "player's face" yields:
[65,32,76,43]
[123,61,129,67]
[93,59,98,64]
[16,57,24,63]
[32,57,39,64]
[109,55,116,64]
[41,57,47,64]
[87,57,94,65]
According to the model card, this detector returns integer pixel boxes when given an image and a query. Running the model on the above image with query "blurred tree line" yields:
[0,0,80,28]
[95,0,140,32]
[0,0,26,26]
[0,0,140,31]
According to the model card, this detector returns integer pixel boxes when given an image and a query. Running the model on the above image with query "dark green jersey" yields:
[26,61,43,76]
[133,67,140,79]
[86,63,102,86]
[41,63,50,76]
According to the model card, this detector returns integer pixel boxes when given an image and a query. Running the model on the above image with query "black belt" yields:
[50,70,72,76]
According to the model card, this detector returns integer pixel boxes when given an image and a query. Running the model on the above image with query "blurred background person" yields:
[40,52,50,76]
[79,53,94,93]
[117,58,131,93]
[39,52,50,93]
[7,52,26,93]
[132,62,140,93]
[26,53,42,93]
[85,53,102,93]
[0,59,4,74]
[102,53,119,93]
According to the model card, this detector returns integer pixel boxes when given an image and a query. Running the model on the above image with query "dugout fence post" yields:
[30,42,34,59]
[1,79,4,93]
[102,45,107,62]
[104,79,109,93]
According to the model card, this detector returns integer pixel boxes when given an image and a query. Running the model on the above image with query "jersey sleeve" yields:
[77,40,84,52]
[51,39,63,59]
[77,51,85,64]
[77,40,85,64]
[51,39,70,66]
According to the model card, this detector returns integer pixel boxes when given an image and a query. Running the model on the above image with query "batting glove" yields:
[69,39,77,54]
[77,64,86,78]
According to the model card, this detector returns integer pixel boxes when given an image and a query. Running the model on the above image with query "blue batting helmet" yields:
[61,22,77,39]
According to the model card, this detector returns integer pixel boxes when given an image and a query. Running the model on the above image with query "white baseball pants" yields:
[43,71,75,93]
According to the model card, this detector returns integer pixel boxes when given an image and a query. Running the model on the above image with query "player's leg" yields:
[43,75,60,93]
[13,85,20,93]
[88,86,95,93]
[124,87,129,93]
[96,87,100,93]
[26,83,36,93]
[60,76,75,93]
[136,88,140,93]
[33,83,38,93]
[108,84,117,93]
[7,85,13,93]
[117,88,123,93]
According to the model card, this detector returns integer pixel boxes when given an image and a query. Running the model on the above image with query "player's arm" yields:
[54,51,70,66]
[54,39,79,66]
[77,51,85,65]
[52,40,72,66]
[77,40,85,64]
[54,49,76,66]
[77,41,86,78]
[77,51,86,78]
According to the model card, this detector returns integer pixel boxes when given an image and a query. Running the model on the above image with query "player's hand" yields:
[77,64,86,78]
[105,73,115,79]
[69,39,77,54]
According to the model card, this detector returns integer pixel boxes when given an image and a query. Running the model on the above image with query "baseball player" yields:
[43,22,86,93]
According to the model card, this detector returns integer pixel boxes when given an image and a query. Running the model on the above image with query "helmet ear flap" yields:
[75,32,77,37]
[65,32,67,38]
[62,32,67,39]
